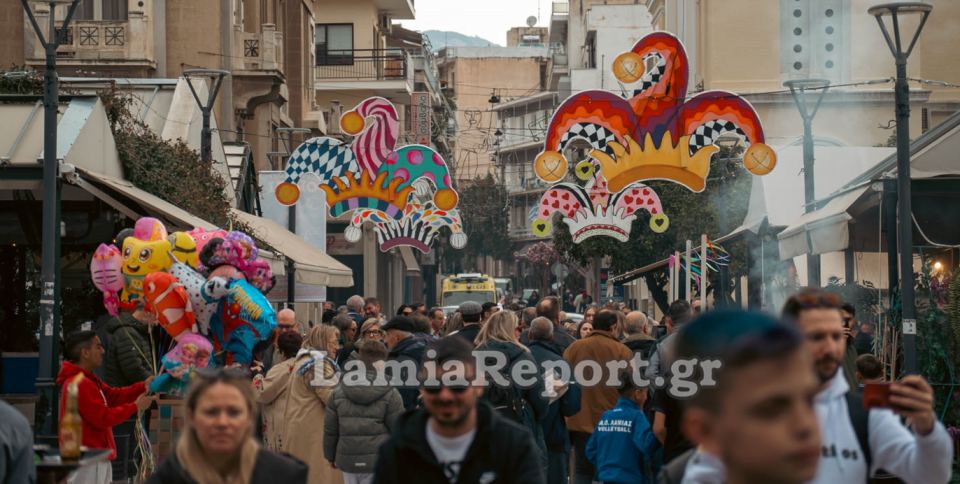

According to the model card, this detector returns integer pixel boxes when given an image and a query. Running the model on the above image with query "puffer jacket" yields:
[103,312,153,387]
[324,370,405,474]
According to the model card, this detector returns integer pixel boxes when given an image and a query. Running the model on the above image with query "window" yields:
[315,24,353,66]
[72,0,128,21]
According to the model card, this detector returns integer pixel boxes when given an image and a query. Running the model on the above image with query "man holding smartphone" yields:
[781,289,952,484]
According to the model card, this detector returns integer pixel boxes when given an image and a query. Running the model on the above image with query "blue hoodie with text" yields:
[586,396,658,484]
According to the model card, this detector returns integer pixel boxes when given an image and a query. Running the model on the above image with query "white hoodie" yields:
[811,372,953,484]
[677,372,953,484]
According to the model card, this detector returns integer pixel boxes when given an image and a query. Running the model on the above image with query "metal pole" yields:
[883,179,899,301]
[25,0,80,437]
[894,55,918,373]
[685,240,692,301]
[700,234,707,310]
[869,2,932,375]
[785,79,829,288]
[183,69,229,164]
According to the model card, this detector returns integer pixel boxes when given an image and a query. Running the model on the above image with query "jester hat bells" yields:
[274,97,463,253]
[530,32,776,243]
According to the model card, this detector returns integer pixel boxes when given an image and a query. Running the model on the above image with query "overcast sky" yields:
[397,0,550,46]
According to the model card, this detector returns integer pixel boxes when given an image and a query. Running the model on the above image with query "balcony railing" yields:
[233,24,283,74]
[315,49,409,82]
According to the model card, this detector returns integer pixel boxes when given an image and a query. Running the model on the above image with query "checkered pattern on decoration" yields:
[632,53,666,96]
[283,138,358,185]
[559,123,619,156]
[687,120,748,155]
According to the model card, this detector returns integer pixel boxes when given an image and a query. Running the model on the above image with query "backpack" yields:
[484,381,528,424]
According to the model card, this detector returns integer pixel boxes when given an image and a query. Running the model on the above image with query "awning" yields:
[776,186,870,260]
[77,169,217,231]
[230,208,354,287]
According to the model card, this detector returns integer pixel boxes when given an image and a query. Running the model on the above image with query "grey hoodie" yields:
[323,371,405,474]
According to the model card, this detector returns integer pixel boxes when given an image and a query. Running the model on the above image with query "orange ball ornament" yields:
[275,182,301,206]
[434,188,459,210]
[613,52,645,84]
[534,151,568,183]
[340,111,366,136]
[743,143,777,176]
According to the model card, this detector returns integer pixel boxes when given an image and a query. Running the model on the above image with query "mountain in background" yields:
[422,30,500,50]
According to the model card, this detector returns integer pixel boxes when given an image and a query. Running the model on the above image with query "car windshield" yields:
[442,291,496,306]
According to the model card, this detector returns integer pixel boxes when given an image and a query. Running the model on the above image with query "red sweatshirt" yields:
[55,361,146,460]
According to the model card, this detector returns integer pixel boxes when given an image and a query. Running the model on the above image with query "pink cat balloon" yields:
[90,243,124,315]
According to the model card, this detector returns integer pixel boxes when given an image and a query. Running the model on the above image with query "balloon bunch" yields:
[90,217,279,378]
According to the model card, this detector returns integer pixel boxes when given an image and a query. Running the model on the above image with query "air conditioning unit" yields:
[379,13,392,33]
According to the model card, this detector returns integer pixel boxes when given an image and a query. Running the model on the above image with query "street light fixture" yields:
[182,69,230,163]
[20,0,81,436]
[783,78,830,288]
[869,1,932,375]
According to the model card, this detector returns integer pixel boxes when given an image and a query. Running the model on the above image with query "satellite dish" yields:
[526,16,537,27]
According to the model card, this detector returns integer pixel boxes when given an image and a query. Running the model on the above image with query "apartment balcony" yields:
[315,49,414,99]
[375,0,416,20]
[232,24,284,76]
[24,5,158,75]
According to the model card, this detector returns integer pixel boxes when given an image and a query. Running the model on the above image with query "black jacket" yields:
[623,335,658,361]
[528,341,581,452]
[453,323,482,346]
[387,336,427,409]
[373,402,546,484]
[147,448,308,484]
[519,324,575,354]
[103,313,153,387]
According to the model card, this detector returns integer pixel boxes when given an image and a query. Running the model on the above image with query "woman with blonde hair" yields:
[441,311,464,336]
[283,324,343,484]
[148,368,307,483]
[474,310,548,471]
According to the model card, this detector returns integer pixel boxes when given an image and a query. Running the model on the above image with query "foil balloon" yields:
[121,218,174,305]
[90,244,124,316]
[168,231,199,268]
[148,333,213,396]
[169,261,228,335]
[186,227,227,262]
[143,272,197,339]
[209,279,277,365]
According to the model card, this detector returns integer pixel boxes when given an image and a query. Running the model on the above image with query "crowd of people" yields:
[0,288,954,484]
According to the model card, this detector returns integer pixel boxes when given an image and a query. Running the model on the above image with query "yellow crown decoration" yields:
[591,132,719,193]
[320,170,415,218]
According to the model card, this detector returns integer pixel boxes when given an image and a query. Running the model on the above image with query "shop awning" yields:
[776,186,870,260]
[77,169,217,231]
[399,246,421,275]
[230,208,354,287]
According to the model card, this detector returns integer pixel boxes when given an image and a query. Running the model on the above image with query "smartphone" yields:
[862,382,891,409]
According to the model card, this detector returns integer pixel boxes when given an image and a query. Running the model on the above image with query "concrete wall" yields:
[314,0,380,51]
[442,55,546,181]
[0,2,25,66]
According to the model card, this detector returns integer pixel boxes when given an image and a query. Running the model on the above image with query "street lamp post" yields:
[20,0,81,436]
[783,78,830,288]
[869,2,932,375]
[183,69,230,163]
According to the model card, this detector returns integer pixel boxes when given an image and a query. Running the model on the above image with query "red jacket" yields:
[55,361,145,460]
